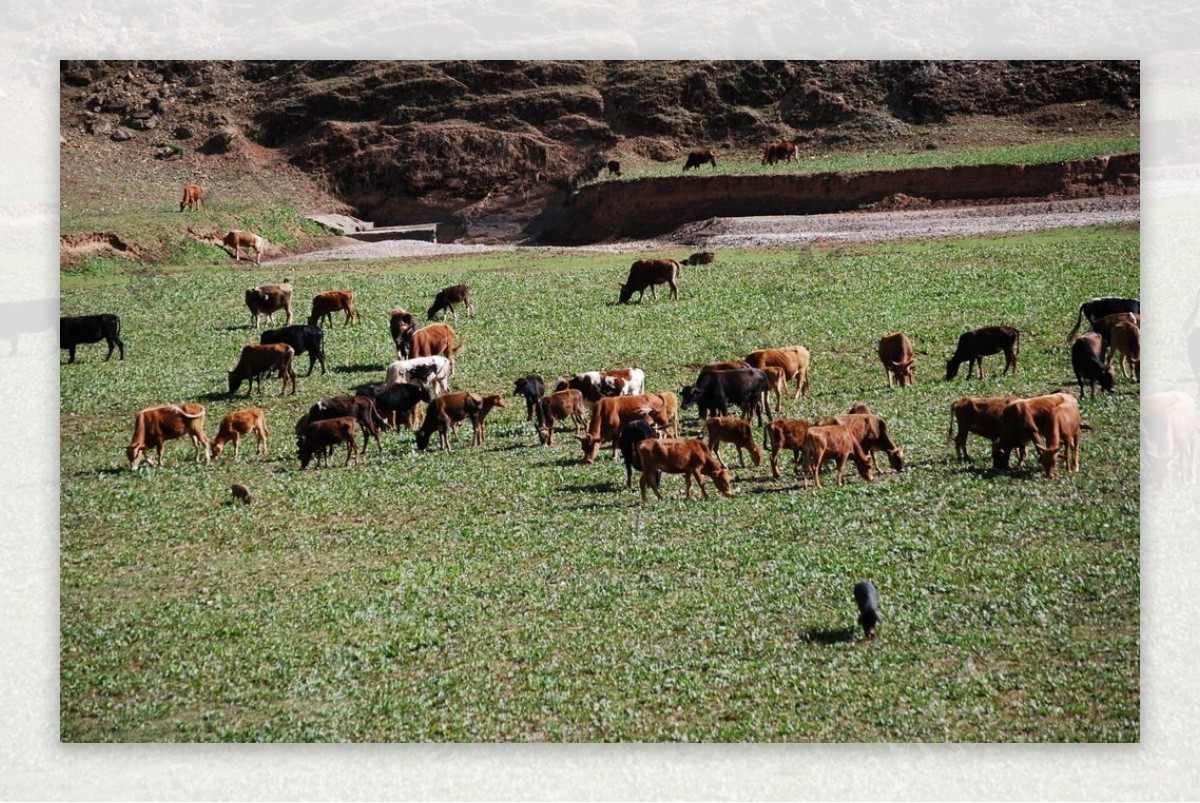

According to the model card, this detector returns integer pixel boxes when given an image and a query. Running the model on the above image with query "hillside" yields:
[59,60,1139,254]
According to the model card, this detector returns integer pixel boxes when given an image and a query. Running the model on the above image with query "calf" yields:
[385,356,453,398]
[223,230,268,264]
[536,389,588,446]
[878,332,915,388]
[308,290,360,328]
[354,381,433,430]
[1143,390,1198,485]
[702,416,762,469]
[854,581,880,639]
[681,367,771,426]
[473,394,507,446]
[618,417,660,488]
[302,395,388,453]
[801,424,874,488]
[619,259,680,304]
[260,324,326,376]
[991,392,1079,470]
[1106,320,1140,381]
[298,416,360,469]
[945,326,1020,380]
[635,438,733,503]
[228,343,296,397]
[577,394,675,463]
[390,308,418,351]
[415,391,484,451]
[1071,332,1115,397]
[1090,311,1140,357]
[815,413,904,472]
[766,418,811,479]
[681,251,715,266]
[745,346,811,400]
[554,369,646,405]
[60,314,125,363]
[513,374,546,421]
[682,149,718,170]
[402,323,463,373]
[245,284,293,329]
[427,284,474,321]
[1068,296,1140,341]
[947,396,1019,462]
[211,407,269,460]
[126,403,210,469]
[179,183,205,211]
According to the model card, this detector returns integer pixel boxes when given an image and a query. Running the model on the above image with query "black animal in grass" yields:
[945,326,1020,380]
[61,313,125,363]
[512,374,546,422]
[854,581,880,639]
[618,418,660,489]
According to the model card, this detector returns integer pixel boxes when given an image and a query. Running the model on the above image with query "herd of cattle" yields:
[61,244,1148,499]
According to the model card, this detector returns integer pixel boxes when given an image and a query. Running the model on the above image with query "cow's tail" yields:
[1067,303,1086,343]
[170,404,205,419]
[452,334,467,357]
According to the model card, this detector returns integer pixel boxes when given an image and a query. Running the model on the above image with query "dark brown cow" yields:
[1071,332,1115,397]
[308,290,359,328]
[681,251,715,266]
[127,403,210,469]
[619,259,680,304]
[683,149,718,170]
[878,332,915,388]
[245,284,293,329]
[766,418,811,479]
[427,284,474,321]
[180,184,205,212]
[390,308,418,350]
[536,389,588,446]
[297,417,360,469]
[607,159,622,176]
[415,391,484,451]
[761,141,797,165]
[228,343,296,397]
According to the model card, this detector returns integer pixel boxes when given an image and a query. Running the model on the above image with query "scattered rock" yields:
[173,125,193,140]
[110,127,133,142]
[202,125,239,153]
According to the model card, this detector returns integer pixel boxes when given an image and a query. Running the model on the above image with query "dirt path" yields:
[272,196,1139,263]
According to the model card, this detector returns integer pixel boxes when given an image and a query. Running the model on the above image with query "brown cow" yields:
[683,149,718,170]
[802,425,874,488]
[947,396,1020,462]
[180,184,205,212]
[308,290,359,328]
[878,332,915,388]
[390,308,418,350]
[1106,320,1140,380]
[245,284,293,329]
[1071,332,1115,397]
[403,323,464,374]
[761,141,797,165]
[127,403,210,469]
[415,391,484,451]
[427,284,474,321]
[745,346,811,400]
[228,343,296,397]
[297,417,360,469]
[636,438,733,502]
[211,407,269,460]
[1030,402,1083,477]
[619,259,680,304]
[223,230,268,264]
[607,159,622,176]
[681,251,715,266]
[766,418,811,479]
[992,393,1079,470]
[761,366,789,415]
[536,389,588,446]
[815,413,904,472]
[577,393,675,464]
[473,394,507,446]
[702,416,762,468]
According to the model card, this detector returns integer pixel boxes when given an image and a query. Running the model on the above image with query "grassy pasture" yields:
[60,226,1139,741]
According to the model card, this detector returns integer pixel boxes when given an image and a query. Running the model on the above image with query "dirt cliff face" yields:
[60,60,1139,244]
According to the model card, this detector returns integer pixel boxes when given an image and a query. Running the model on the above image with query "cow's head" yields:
[887,447,905,472]
[414,428,434,451]
[680,385,698,407]
[1099,368,1116,392]
[618,283,635,304]
[227,371,243,396]
[576,434,602,464]
[127,444,145,470]
[1034,442,1061,477]
[945,359,960,381]
[708,464,734,497]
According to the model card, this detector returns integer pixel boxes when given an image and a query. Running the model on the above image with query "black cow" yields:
[60,314,125,363]
[300,395,389,453]
[854,581,880,639]
[355,382,434,430]
[260,324,327,376]
[681,367,772,426]
[1071,333,1115,397]
[618,418,660,489]
[1068,296,1140,341]
[945,326,1020,380]
[512,374,546,421]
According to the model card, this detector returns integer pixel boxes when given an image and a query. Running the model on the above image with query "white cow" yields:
[385,355,452,397]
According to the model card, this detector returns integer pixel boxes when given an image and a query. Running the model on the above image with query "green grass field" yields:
[60,225,1139,742]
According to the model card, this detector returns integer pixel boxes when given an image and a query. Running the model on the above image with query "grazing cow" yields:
[231,484,252,505]
[427,284,474,321]
[385,356,453,398]
[1143,391,1198,485]
[618,417,660,488]
[536,389,588,446]
[801,424,874,488]
[1030,401,1084,477]
[681,367,771,426]
[354,382,433,430]
[947,396,1020,462]
[554,368,647,405]
[302,395,389,453]
[878,332,915,388]
[403,323,463,373]
[414,392,484,451]
[815,413,904,472]
[1068,296,1141,341]
[1106,320,1140,381]
[681,251,715,266]
[126,403,210,469]
[228,343,296,397]
[745,346,811,400]
[260,324,326,376]
[1071,332,1115,397]
[577,393,675,463]
[766,418,811,479]
[180,184,206,212]
[512,374,546,421]
[761,140,797,165]
[702,416,762,469]
[211,407,269,460]
[223,230,268,264]
[618,259,680,304]
[607,159,621,176]
[854,581,880,639]
[245,284,293,329]
[60,314,125,363]
[636,438,733,503]
[308,290,359,328]
[297,417,360,469]
[945,326,1020,380]
[390,308,418,351]
[991,392,1079,471]
[682,149,718,170]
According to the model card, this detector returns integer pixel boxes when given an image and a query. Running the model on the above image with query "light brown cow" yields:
[245,284,293,329]
[577,393,676,464]
[947,396,1020,462]
[536,389,588,446]
[761,366,789,415]
[211,407,269,460]
[878,332,915,388]
[635,438,733,503]
[180,184,206,212]
[992,393,1080,471]
[702,416,762,468]
[228,342,296,397]
[802,424,874,488]
[1030,402,1083,477]
[223,230,268,264]
[766,418,811,479]
[745,346,811,399]
[127,403,210,469]
[404,323,464,374]
[815,413,904,472]
[308,290,360,328]
[1106,320,1140,380]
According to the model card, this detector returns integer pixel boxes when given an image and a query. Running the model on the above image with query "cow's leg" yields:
[835,455,849,486]
[68,345,77,364]
[692,470,709,500]
[669,280,678,301]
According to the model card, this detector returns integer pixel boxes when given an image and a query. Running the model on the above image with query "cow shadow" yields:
[334,364,385,374]
[217,325,252,332]
[199,391,239,402]
[802,628,857,645]
[559,481,618,495]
